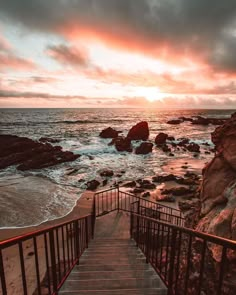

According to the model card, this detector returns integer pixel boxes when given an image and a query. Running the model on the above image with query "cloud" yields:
[47,44,90,68]
[0,89,88,100]
[1,1,236,72]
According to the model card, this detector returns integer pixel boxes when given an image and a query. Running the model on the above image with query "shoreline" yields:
[0,190,94,241]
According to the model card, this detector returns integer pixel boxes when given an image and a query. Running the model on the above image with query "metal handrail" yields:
[0,209,96,295]
[130,213,236,295]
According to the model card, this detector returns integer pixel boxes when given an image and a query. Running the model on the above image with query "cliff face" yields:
[197,112,236,260]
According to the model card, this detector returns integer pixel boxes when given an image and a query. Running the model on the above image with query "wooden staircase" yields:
[59,212,167,295]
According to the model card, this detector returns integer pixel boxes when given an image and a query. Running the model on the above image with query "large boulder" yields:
[135,142,153,154]
[0,135,79,171]
[99,127,120,138]
[127,121,149,140]
[155,132,168,145]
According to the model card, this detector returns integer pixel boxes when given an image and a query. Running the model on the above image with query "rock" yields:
[102,179,108,186]
[167,136,175,141]
[86,180,100,190]
[178,138,190,146]
[178,116,193,122]
[66,168,79,176]
[162,144,171,152]
[186,143,200,153]
[132,188,145,194]
[122,181,136,188]
[155,132,168,145]
[109,136,132,152]
[167,119,182,125]
[142,192,151,198]
[99,169,114,177]
[127,121,149,140]
[0,135,80,171]
[152,174,177,183]
[99,127,120,138]
[195,112,236,265]
[135,142,153,154]
[137,179,156,190]
[39,137,60,143]
[157,195,175,202]
[162,186,193,196]
[192,116,227,126]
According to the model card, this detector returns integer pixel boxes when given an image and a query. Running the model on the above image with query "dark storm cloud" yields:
[0,0,236,71]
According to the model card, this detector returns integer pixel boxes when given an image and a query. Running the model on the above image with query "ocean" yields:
[0,108,234,228]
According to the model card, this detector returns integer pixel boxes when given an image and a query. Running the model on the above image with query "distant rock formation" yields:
[99,127,120,138]
[127,121,149,140]
[135,142,153,154]
[0,135,79,171]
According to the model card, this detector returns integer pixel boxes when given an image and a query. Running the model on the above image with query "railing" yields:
[0,214,95,295]
[130,213,236,295]
[94,187,184,226]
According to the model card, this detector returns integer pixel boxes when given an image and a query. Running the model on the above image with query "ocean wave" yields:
[0,119,125,126]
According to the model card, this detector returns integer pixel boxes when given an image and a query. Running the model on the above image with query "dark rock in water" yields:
[109,136,132,152]
[127,121,149,140]
[162,186,193,196]
[0,135,80,171]
[142,192,151,198]
[169,153,174,157]
[122,181,136,188]
[167,119,182,125]
[39,137,60,143]
[138,179,156,190]
[178,116,193,122]
[192,116,227,126]
[155,132,168,145]
[99,169,114,177]
[135,142,153,154]
[186,143,200,153]
[178,138,190,146]
[152,174,177,183]
[102,179,108,186]
[167,136,175,141]
[132,187,145,194]
[157,195,175,202]
[99,127,120,138]
[86,179,100,190]
[162,144,171,152]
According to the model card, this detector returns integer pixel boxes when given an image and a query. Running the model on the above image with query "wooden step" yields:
[73,263,153,272]
[60,277,163,290]
[69,269,155,280]
[59,287,167,294]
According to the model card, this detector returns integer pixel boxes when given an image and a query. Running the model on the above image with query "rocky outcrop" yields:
[155,132,168,145]
[99,169,114,177]
[192,116,227,126]
[86,179,100,190]
[0,135,79,171]
[109,136,132,152]
[167,119,182,124]
[127,121,149,140]
[135,142,153,154]
[99,127,120,138]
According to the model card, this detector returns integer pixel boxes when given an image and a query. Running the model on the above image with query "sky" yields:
[0,0,236,108]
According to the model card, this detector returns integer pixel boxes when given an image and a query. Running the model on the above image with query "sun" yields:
[131,86,166,102]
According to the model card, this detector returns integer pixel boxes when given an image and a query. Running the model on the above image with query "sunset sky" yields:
[0,0,236,108]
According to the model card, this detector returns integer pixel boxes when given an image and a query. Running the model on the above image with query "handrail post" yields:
[74,220,79,260]
[146,220,151,263]
[168,228,177,295]
[0,249,7,295]
[117,185,120,212]
[92,197,96,239]
[85,216,89,248]
[49,230,58,294]
[130,212,133,238]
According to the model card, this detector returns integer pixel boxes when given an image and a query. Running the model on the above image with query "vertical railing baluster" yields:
[184,235,193,295]
[217,246,227,295]
[198,239,206,295]
[49,230,57,293]
[44,233,52,294]
[56,229,61,282]
[0,248,7,295]
[167,228,177,295]
[18,241,28,295]
[33,236,41,295]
